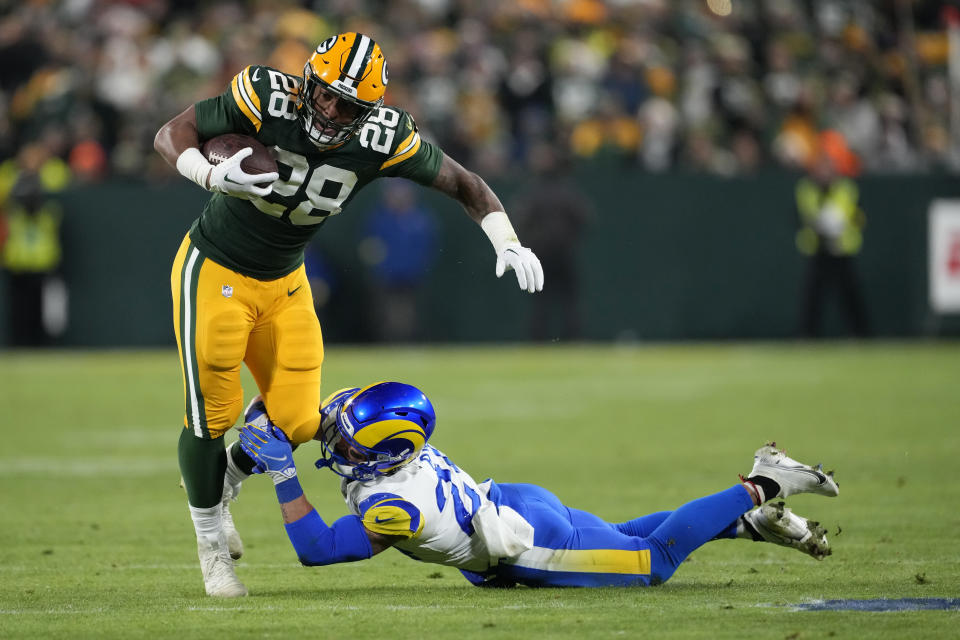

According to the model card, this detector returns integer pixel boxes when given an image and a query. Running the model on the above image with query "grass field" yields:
[1,343,959,639]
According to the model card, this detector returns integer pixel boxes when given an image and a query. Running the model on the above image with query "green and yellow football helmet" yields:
[298,32,388,149]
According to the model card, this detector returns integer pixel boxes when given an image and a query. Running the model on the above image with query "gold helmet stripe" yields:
[379,130,421,170]
[231,66,262,131]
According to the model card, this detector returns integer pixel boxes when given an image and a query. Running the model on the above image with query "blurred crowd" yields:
[1,0,957,184]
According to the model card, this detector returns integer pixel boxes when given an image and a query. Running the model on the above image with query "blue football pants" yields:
[482,482,754,587]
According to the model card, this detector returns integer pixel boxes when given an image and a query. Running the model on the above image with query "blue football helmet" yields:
[315,382,436,481]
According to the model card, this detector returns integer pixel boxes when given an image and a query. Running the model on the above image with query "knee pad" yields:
[286,416,322,445]
[265,401,321,445]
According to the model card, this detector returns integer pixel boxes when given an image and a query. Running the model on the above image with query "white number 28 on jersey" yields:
[249,149,358,226]
[359,107,400,153]
[248,107,402,226]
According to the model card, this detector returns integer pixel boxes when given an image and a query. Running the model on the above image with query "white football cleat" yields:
[221,483,244,560]
[743,502,831,560]
[749,442,839,499]
[198,534,248,598]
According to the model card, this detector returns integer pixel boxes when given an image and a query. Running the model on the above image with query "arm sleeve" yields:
[284,510,374,567]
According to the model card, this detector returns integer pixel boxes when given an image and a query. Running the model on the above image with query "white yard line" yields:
[0,457,174,476]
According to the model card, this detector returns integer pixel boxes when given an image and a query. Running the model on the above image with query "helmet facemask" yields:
[298,66,382,149]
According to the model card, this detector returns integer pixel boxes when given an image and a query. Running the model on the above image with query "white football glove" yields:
[495,244,544,293]
[208,147,278,199]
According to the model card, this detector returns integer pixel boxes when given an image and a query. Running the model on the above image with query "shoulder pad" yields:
[378,108,423,170]
[357,491,424,538]
[230,65,299,131]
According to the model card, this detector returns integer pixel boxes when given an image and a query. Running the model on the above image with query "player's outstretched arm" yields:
[431,153,544,293]
[238,423,395,566]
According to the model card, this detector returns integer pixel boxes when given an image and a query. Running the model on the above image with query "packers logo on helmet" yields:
[316,35,337,54]
[298,32,388,149]
[315,382,436,481]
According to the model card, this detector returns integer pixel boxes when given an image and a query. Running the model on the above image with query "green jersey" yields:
[190,64,443,279]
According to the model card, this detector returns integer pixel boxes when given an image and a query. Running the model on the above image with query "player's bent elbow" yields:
[297,554,328,567]
[153,121,183,165]
[293,539,365,567]
[153,124,169,154]
[154,106,201,162]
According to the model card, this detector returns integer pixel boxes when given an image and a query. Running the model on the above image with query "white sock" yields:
[224,442,252,500]
[189,503,223,546]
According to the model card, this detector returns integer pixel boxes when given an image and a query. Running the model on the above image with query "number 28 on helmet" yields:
[315,382,436,481]
[299,32,388,149]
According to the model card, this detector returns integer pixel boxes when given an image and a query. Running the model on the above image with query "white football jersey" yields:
[340,444,499,572]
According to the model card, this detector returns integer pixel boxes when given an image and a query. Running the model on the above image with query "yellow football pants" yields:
[171,234,324,444]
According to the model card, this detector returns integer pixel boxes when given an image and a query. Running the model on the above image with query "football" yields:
[201,133,278,184]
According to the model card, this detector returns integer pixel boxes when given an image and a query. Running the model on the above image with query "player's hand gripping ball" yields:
[201,133,279,197]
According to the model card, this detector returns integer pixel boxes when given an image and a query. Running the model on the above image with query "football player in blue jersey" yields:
[154,33,544,597]
[237,382,838,589]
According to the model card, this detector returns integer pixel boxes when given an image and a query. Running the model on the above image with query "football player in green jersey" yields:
[154,32,544,597]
